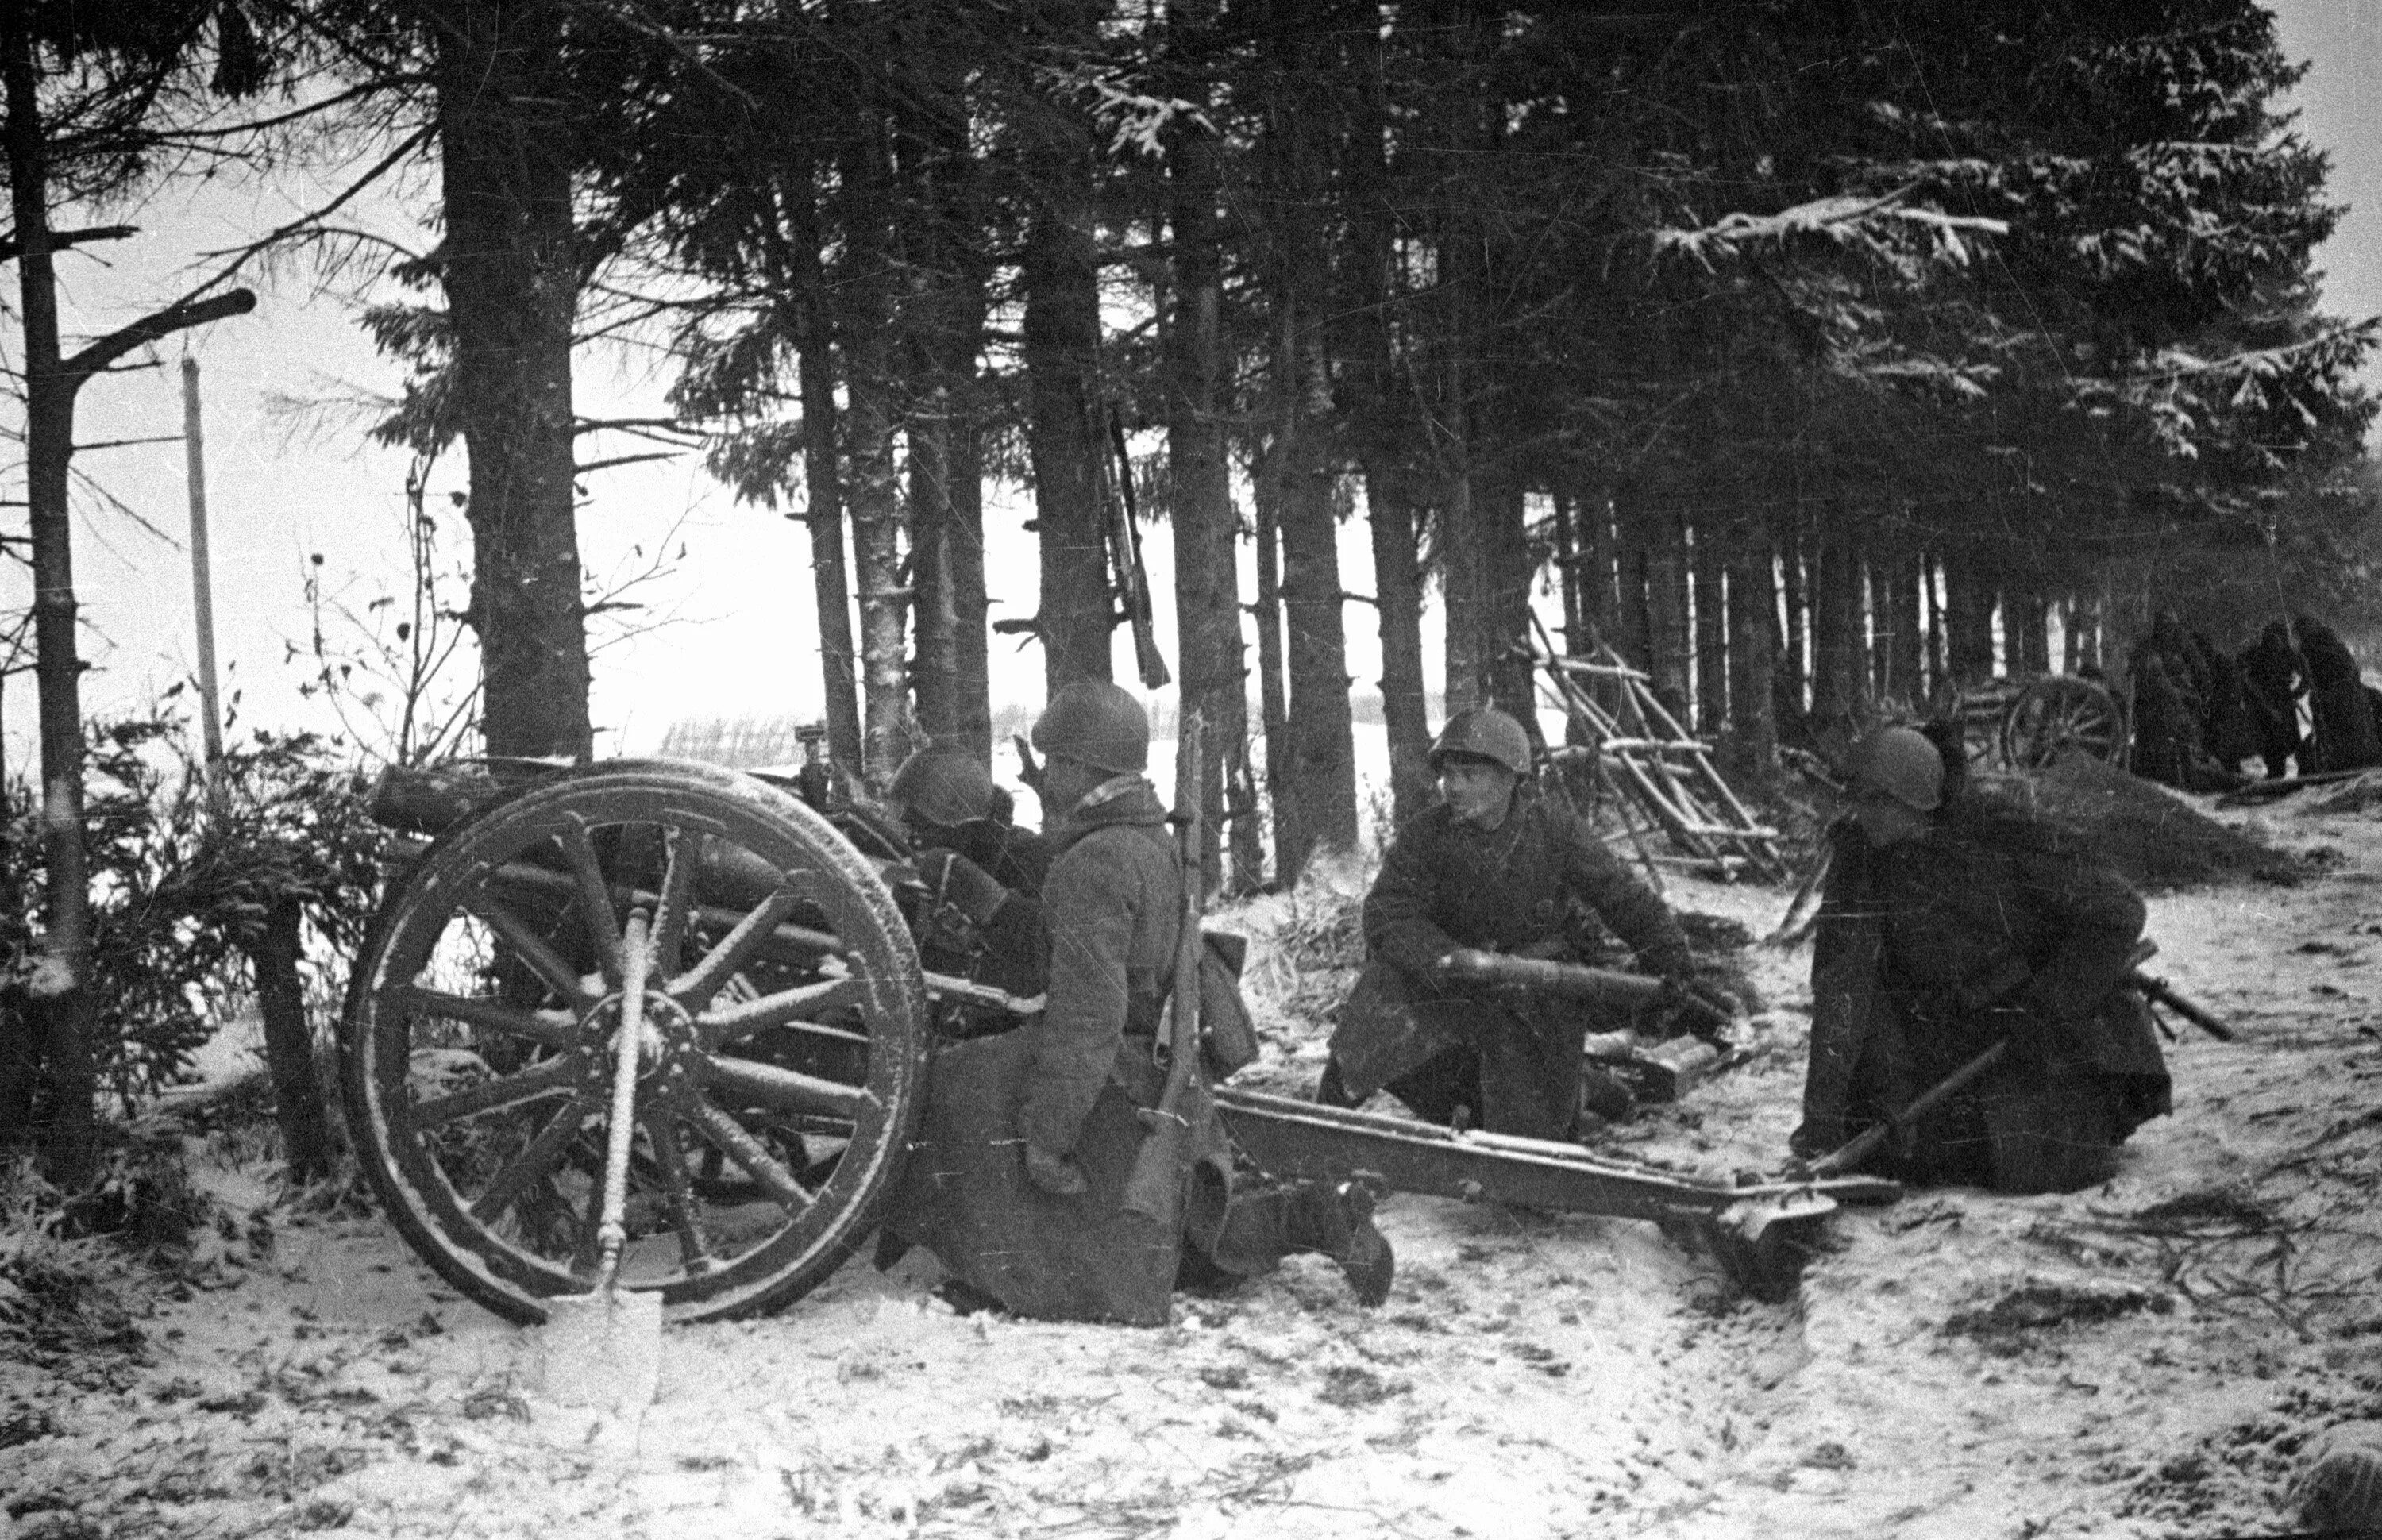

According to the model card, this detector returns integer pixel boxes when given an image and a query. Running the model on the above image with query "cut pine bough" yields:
[1213,1088,1898,1301]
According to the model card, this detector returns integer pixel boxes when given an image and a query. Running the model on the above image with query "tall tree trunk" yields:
[435,0,591,763]
[4,20,96,1186]
[1164,13,1248,889]
[898,73,990,757]
[1725,521,1779,778]
[1639,497,1691,722]
[1482,479,1535,727]
[1347,23,1433,827]
[1442,464,1485,713]
[1775,508,1810,722]
[1924,551,1948,696]
[6,21,252,1185]
[1578,486,1615,651]
[784,172,862,780]
[1692,520,1728,735]
[1023,203,1108,694]
[1811,508,1865,740]
[1883,546,1924,706]
[1252,465,1297,883]
[1275,317,1358,873]
[2017,590,2051,676]
[840,116,911,782]
[1944,543,1996,687]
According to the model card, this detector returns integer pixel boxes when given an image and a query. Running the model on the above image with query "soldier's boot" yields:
[1284,1181,1396,1307]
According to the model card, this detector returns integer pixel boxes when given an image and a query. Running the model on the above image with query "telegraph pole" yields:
[181,356,223,764]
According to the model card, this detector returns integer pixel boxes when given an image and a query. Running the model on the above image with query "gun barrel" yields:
[1443,949,1733,1034]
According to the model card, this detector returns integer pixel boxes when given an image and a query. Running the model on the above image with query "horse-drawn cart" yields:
[341,758,1892,1326]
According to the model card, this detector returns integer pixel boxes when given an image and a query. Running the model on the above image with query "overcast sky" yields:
[4,2,2376,779]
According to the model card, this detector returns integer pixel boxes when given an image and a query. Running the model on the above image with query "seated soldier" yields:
[1319,705,1702,1141]
[1792,723,2172,1193]
[882,681,1392,1324]
[885,744,1050,999]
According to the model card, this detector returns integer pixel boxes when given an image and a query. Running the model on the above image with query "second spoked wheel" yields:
[341,760,929,1323]
[1999,677,2126,770]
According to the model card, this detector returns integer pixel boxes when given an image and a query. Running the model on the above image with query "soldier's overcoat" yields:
[1329,789,1693,1139]
[884,777,1234,1324]
[1794,803,2172,1192]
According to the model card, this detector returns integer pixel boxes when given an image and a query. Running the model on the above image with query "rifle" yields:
[1121,710,1204,1222]
[2119,941,2236,1041]
[1806,1038,2010,1178]
[1440,948,1734,1038]
[1104,410,1172,691]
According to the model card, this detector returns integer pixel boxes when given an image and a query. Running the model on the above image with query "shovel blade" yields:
[1698,1192,1838,1303]
[533,1288,661,1411]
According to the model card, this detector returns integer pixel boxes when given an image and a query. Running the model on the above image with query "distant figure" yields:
[2293,615,2380,772]
[2237,621,2306,780]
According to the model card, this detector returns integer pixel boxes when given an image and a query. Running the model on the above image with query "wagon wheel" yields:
[1998,677,2125,770]
[341,759,929,1325]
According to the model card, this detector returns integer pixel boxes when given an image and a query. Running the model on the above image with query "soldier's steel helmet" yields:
[1031,680,1150,776]
[1848,724,1945,812]
[887,744,1001,827]
[1428,706,1532,776]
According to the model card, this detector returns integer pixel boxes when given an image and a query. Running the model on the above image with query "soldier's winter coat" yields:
[1794,801,2171,1193]
[1330,789,1693,1139]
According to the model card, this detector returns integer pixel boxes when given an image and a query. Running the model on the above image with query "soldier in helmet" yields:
[883,681,1393,1322]
[885,744,1052,998]
[1794,722,2171,1192]
[1319,705,1703,1141]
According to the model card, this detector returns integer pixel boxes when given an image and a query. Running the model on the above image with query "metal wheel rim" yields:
[342,760,927,1323]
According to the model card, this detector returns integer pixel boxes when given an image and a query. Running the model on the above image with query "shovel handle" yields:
[595,908,652,1290]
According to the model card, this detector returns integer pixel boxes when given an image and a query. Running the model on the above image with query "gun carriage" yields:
[344,757,1893,1328]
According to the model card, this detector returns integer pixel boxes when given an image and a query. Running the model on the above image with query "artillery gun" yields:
[344,757,1893,1326]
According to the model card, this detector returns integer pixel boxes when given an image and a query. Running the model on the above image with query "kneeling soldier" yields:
[886,744,1051,999]
[1320,706,1702,1141]
[1793,723,2171,1192]
[883,682,1391,1322]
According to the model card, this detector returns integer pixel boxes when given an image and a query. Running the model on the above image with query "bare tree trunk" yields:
[1276,319,1358,873]
[1775,509,1810,721]
[1578,487,1615,649]
[1944,543,1996,687]
[784,171,862,780]
[899,75,989,757]
[1925,552,1948,695]
[1812,508,1865,740]
[5,17,252,1185]
[1164,17,1248,889]
[841,117,912,782]
[1725,521,1779,778]
[251,894,335,1184]
[1640,498,1691,722]
[1883,546,1924,706]
[1023,202,1109,693]
[1252,466,1297,883]
[434,0,591,763]
[1442,477,1484,712]
[1480,479,1535,728]
[1692,521,1728,735]
[1346,27,1432,828]
[2017,590,2051,676]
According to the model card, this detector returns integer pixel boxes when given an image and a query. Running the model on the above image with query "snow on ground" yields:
[6,791,2382,1540]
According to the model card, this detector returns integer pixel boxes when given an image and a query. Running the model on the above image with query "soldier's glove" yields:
[1023,1142,1089,1199]
[1659,973,1736,1040]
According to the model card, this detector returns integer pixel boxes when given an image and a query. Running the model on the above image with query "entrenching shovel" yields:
[533,908,663,1411]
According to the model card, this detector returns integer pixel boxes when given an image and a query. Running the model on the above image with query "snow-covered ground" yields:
[6,788,2380,1540]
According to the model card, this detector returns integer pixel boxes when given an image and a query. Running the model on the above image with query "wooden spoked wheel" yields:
[341,760,928,1323]
[1998,677,2126,770]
